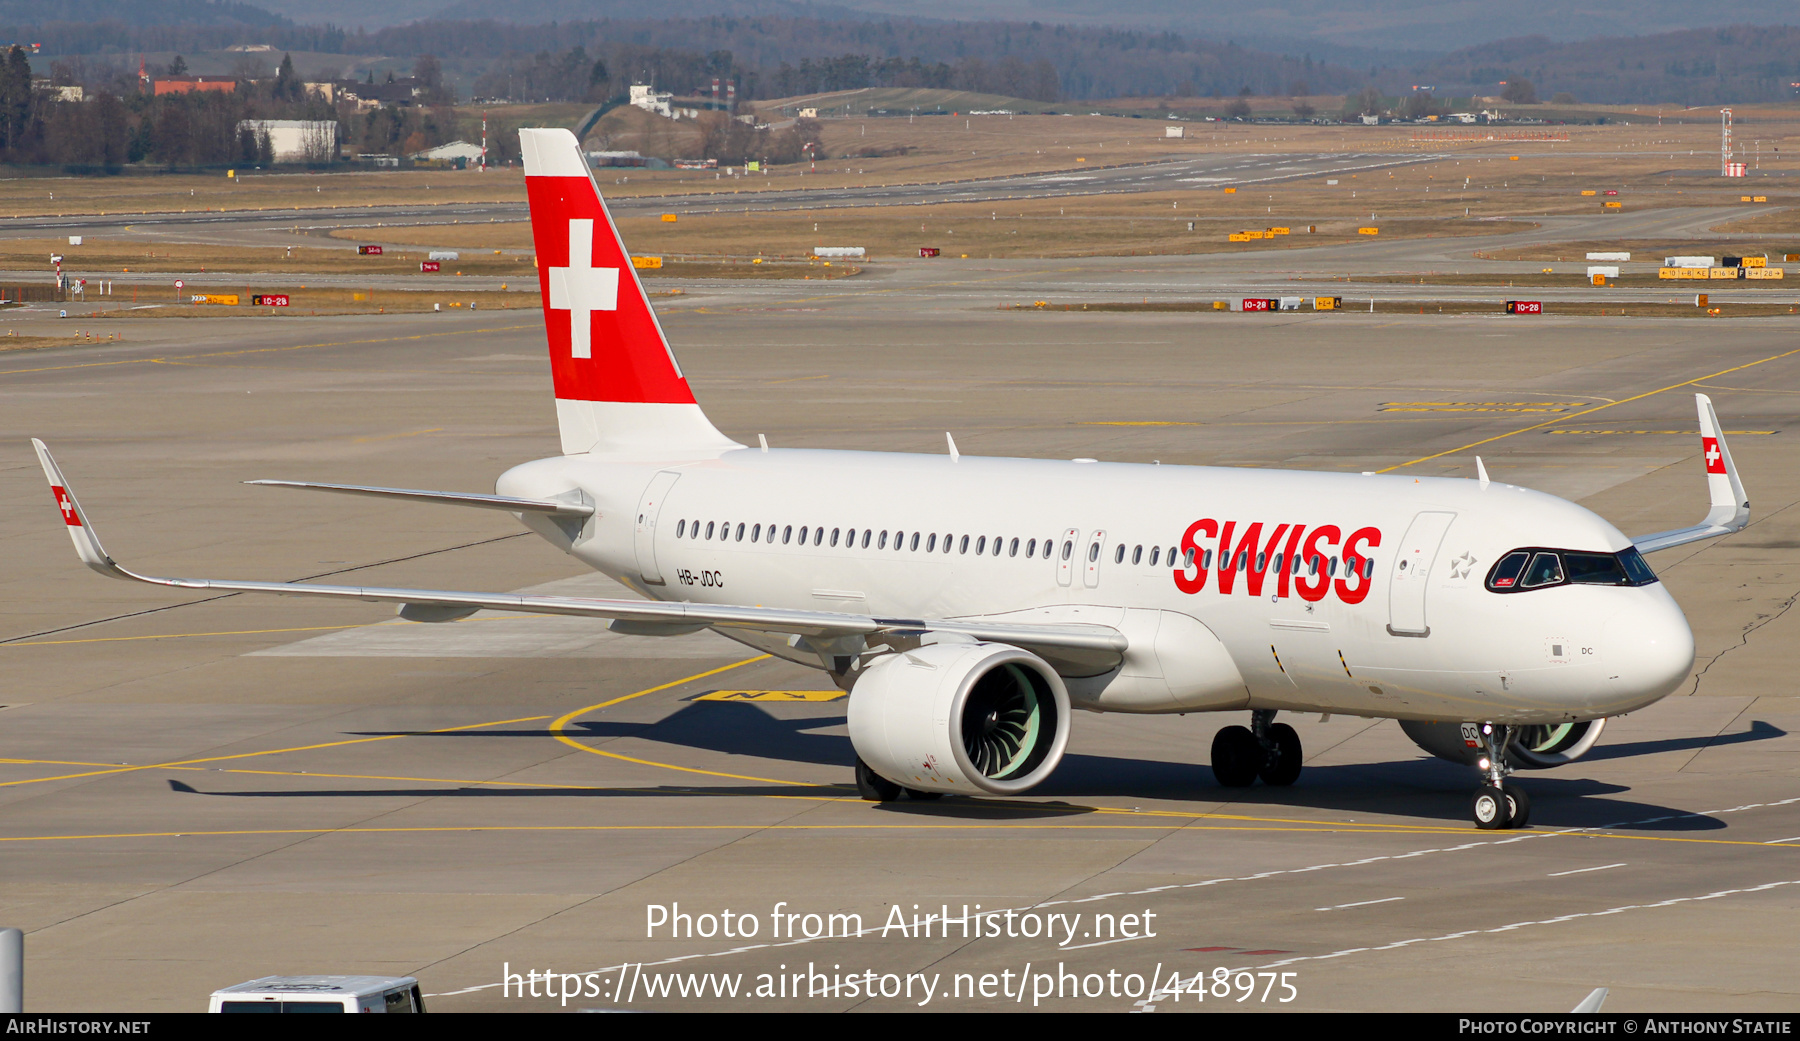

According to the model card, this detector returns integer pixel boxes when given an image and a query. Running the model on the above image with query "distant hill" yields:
[365,0,1800,54]
[1413,25,1800,105]
[0,0,286,26]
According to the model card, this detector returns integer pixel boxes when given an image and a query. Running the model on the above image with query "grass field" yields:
[1005,299,1800,317]
[333,199,1521,261]
[2,116,1797,270]
[86,287,544,317]
[3,109,1796,221]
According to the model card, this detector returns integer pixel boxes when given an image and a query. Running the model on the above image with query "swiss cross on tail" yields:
[1702,436,1727,475]
[521,129,693,405]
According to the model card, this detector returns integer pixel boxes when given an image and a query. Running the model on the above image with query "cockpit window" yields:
[1619,546,1657,585]
[1489,551,1530,589]
[1487,546,1658,593]
[1522,552,1565,588]
[1564,551,1630,585]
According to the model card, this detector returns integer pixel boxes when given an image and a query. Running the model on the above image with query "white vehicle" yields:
[33,129,1749,830]
[209,975,424,1013]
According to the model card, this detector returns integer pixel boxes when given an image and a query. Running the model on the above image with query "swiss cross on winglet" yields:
[53,486,79,526]
[1703,436,1726,474]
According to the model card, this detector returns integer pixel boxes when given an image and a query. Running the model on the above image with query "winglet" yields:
[1695,393,1749,531]
[1476,455,1490,490]
[1570,987,1608,1013]
[1630,394,1752,554]
[31,439,124,578]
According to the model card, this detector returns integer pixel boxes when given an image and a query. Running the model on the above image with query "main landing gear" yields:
[1469,722,1531,830]
[1212,709,1303,788]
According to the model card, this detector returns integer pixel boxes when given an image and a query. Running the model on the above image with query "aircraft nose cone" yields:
[1603,592,1695,704]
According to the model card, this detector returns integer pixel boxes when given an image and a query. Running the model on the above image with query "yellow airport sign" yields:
[1604,201,1622,208]
[190,294,239,305]
[1269,227,1290,235]
[1580,190,1596,196]
[1659,267,1707,279]
[694,690,845,702]
[1223,187,1236,193]
[1358,227,1379,235]
[661,213,678,222]
[632,256,663,269]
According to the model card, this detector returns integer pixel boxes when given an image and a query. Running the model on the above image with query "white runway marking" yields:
[1548,863,1627,876]
[1258,878,1800,972]
[1316,896,1404,911]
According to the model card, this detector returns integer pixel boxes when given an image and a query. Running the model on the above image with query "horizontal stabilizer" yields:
[245,479,594,518]
[1631,394,1750,554]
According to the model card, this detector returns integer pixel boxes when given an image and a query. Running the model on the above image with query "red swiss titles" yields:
[1174,519,1381,604]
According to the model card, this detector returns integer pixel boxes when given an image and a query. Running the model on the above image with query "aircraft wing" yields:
[243,479,596,518]
[1631,394,1751,554]
[32,440,1125,672]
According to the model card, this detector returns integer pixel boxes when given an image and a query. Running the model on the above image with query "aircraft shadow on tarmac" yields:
[270,703,1788,830]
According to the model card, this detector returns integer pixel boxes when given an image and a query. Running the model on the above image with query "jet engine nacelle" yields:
[1399,718,1608,770]
[848,641,1070,796]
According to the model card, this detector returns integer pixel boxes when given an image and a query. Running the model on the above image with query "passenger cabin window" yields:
[676,520,685,538]
[751,524,761,543]
[1486,547,1657,593]
[783,525,793,544]
[911,532,921,551]
[975,536,986,554]
[1150,546,1160,566]
[1062,541,1073,561]
[705,521,716,540]
[1114,544,1125,564]
[1010,538,1020,557]
[1132,545,1143,565]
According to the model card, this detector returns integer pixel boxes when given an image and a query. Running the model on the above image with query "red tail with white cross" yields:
[520,128,736,456]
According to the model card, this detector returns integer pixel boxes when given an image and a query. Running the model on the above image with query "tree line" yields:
[0,45,462,168]
[2,16,1367,101]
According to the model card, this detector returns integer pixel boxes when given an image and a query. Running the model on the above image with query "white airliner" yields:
[34,128,1749,829]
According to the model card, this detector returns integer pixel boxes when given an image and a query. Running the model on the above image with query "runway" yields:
[1,245,1799,1012]
[0,150,1443,237]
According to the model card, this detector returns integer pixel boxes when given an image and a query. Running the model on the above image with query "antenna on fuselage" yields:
[758,433,769,453]
[1476,456,1490,489]
[946,432,960,462]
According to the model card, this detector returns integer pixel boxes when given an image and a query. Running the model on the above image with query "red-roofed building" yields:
[153,77,236,95]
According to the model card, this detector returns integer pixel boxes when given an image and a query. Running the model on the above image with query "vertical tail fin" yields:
[520,128,737,457]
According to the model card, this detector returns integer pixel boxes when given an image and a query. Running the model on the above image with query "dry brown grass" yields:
[0,237,535,277]
[1710,207,1800,236]
[6,113,1796,220]
[1336,272,1792,288]
[88,287,543,317]
[0,332,95,352]
[1476,237,1800,262]
[1006,299,1800,318]
[326,194,1525,261]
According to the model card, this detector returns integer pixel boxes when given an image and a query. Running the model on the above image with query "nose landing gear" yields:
[1211,710,1303,788]
[1469,723,1532,830]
